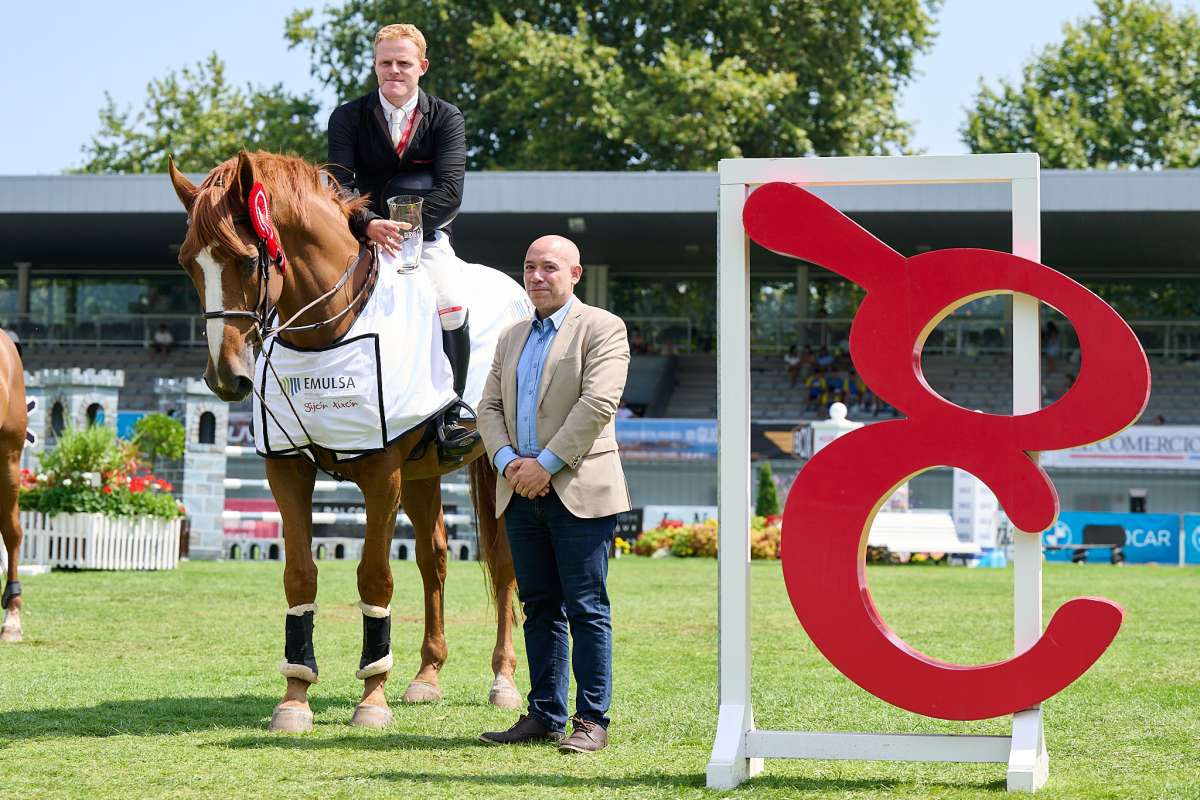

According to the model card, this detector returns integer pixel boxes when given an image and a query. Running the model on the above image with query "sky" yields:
[2,0,1198,174]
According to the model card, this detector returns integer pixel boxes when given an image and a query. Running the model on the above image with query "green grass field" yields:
[0,558,1196,799]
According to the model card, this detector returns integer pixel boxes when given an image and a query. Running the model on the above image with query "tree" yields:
[963,0,1200,169]
[79,53,325,173]
[132,413,186,463]
[285,1,939,170]
[756,461,781,517]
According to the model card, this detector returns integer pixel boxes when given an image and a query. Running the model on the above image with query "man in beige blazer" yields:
[477,235,630,753]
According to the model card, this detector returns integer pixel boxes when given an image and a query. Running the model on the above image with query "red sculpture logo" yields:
[745,182,1151,720]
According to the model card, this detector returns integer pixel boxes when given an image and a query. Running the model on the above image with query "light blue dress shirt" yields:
[493,298,574,478]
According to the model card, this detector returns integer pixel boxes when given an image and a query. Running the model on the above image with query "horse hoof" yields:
[349,703,394,728]
[488,676,522,709]
[0,616,20,643]
[268,706,314,733]
[402,680,442,703]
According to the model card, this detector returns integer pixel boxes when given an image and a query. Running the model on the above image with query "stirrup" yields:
[437,399,480,459]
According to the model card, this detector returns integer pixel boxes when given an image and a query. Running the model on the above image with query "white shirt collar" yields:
[378,90,419,121]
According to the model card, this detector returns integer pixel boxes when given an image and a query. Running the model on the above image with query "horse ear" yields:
[166,156,197,211]
[232,150,256,207]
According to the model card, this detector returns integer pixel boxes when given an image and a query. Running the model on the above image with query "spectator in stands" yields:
[784,345,802,387]
[616,398,636,419]
[628,327,649,355]
[844,369,865,409]
[804,367,829,413]
[152,324,175,357]
[826,369,848,404]
[860,383,878,416]
[1043,321,1061,373]
[799,344,815,375]
[1153,414,1167,425]
[816,346,835,369]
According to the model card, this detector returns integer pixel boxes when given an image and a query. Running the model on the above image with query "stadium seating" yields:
[658,351,1198,424]
[16,343,1199,425]
[21,344,211,412]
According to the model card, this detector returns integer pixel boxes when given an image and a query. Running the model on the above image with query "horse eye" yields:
[244,256,258,272]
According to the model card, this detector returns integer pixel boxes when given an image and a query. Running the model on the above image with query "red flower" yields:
[102,485,113,494]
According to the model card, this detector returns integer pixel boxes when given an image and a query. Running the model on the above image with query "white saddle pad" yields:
[253,233,532,461]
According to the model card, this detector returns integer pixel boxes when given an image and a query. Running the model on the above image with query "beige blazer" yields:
[478,298,632,519]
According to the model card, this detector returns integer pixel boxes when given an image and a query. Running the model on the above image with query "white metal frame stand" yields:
[707,154,1048,792]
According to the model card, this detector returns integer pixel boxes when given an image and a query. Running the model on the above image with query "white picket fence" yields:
[18,511,182,570]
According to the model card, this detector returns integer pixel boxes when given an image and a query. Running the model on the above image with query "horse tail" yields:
[470,457,497,598]
[469,457,518,627]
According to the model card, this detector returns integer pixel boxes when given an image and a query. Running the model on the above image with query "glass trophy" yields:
[386,195,423,273]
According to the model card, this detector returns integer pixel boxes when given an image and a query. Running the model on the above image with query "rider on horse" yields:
[327,23,478,463]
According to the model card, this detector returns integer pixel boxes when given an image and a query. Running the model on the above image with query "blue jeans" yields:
[504,488,615,732]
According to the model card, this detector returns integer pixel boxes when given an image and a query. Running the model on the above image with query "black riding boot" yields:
[438,317,481,462]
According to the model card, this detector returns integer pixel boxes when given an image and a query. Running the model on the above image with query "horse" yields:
[167,151,521,732]
[0,331,27,642]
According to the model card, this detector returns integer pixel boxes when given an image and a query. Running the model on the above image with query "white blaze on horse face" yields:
[197,247,225,366]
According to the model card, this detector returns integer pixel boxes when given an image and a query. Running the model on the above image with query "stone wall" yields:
[156,378,229,560]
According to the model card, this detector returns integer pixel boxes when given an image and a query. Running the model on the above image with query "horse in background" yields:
[0,331,26,642]
[167,151,522,732]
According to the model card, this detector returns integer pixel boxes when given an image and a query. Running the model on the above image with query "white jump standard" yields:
[707,154,1050,792]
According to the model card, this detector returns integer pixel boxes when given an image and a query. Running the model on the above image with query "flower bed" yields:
[20,469,179,520]
[629,517,950,564]
[17,420,185,570]
[630,515,782,560]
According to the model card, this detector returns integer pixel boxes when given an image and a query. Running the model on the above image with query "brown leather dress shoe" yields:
[479,713,563,745]
[558,715,608,753]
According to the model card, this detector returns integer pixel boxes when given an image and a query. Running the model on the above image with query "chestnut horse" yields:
[167,151,520,732]
[0,331,26,642]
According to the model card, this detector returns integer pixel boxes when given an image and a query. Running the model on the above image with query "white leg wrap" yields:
[355,650,394,680]
[279,660,319,684]
[286,603,318,616]
[357,601,391,619]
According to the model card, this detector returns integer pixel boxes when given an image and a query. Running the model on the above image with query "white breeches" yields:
[422,232,468,331]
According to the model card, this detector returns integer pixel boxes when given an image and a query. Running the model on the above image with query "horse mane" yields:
[182,151,370,263]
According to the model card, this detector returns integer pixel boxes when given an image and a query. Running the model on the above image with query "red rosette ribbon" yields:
[248,182,286,271]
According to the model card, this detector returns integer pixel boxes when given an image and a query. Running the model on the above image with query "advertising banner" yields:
[1039,425,1200,470]
[1041,512,1180,564]
[615,419,718,461]
[1179,514,1200,565]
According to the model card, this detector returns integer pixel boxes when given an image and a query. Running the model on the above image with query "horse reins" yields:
[218,212,376,341]
[214,204,379,482]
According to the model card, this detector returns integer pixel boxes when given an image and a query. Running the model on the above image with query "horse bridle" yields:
[200,222,277,339]
[208,213,376,345]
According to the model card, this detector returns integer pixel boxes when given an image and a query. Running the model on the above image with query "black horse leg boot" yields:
[438,315,482,462]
